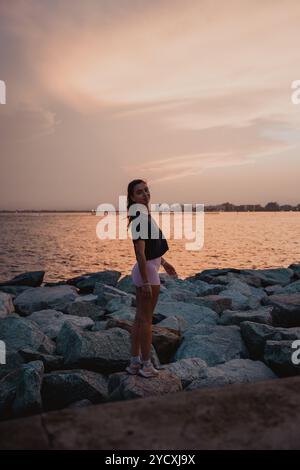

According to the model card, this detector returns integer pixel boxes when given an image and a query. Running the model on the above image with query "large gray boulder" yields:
[240,321,300,359]
[274,280,300,295]
[0,286,33,297]
[0,271,45,288]
[0,350,24,380]
[67,270,121,293]
[264,340,300,377]
[56,323,133,373]
[0,292,15,318]
[229,271,264,288]
[94,282,136,309]
[289,263,300,280]
[65,300,105,320]
[70,294,98,304]
[0,315,55,354]
[214,269,293,289]
[105,318,181,364]
[160,358,207,388]
[108,370,182,401]
[94,283,135,300]
[14,285,79,315]
[0,369,20,420]
[174,324,248,366]
[218,306,273,326]
[0,361,44,420]
[159,275,199,292]
[219,277,267,310]
[158,275,216,299]
[217,288,249,310]
[183,278,225,296]
[263,293,300,327]
[153,301,218,329]
[92,321,110,331]
[157,315,188,334]
[242,268,294,287]
[190,270,265,289]
[12,361,44,417]
[186,268,241,284]
[19,349,64,372]
[28,309,94,339]
[157,288,198,303]
[106,306,136,322]
[105,296,133,313]
[42,369,109,410]
[186,358,277,390]
[115,275,137,295]
[189,295,232,314]
[264,284,285,295]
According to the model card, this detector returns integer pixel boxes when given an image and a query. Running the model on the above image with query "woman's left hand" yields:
[163,261,178,277]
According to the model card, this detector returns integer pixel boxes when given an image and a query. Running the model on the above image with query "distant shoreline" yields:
[0,208,299,214]
[0,211,300,214]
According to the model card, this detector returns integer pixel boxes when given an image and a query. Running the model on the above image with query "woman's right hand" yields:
[141,283,152,298]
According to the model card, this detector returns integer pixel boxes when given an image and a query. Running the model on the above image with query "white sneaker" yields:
[125,362,141,375]
[138,363,159,378]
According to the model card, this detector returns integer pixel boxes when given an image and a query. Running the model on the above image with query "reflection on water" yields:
[0,212,299,282]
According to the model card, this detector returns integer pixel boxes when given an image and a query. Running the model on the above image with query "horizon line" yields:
[0,201,299,213]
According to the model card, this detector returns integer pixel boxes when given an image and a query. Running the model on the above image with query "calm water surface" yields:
[0,212,299,283]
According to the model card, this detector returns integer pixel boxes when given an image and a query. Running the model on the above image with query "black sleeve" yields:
[130,214,149,242]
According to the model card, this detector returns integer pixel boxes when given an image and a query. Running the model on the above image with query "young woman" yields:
[126,178,177,378]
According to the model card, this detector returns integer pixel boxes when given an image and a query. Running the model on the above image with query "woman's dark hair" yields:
[127,178,147,228]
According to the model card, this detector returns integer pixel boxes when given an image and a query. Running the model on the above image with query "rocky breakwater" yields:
[1,264,300,422]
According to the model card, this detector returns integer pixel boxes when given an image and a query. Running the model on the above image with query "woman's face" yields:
[131,182,150,207]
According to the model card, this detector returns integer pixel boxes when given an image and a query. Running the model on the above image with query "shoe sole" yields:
[138,369,159,378]
[125,366,140,375]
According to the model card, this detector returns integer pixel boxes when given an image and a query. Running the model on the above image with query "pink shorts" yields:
[131,256,161,287]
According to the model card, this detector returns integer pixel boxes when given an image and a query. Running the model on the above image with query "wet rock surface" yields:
[0,264,300,434]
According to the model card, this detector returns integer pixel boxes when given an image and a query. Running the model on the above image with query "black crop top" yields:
[130,212,169,260]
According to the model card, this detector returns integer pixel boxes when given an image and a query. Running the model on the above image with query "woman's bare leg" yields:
[150,285,160,315]
[138,292,153,361]
[130,286,142,356]
[130,284,161,361]
[139,284,161,361]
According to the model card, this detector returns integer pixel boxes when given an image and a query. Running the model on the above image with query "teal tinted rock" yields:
[186,358,277,390]
[218,306,273,326]
[42,369,109,410]
[154,301,218,329]
[160,358,207,388]
[264,340,300,377]
[14,285,79,315]
[174,324,248,366]
[12,361,44,417]
[240,321,300,359]
[0,316,55,354]
[28,309,94,339]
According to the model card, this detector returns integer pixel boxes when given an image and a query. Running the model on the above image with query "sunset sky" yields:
[0,0,300,210]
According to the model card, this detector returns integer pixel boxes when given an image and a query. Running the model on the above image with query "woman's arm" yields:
[134,240,148,283]
[161,256,178,276]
